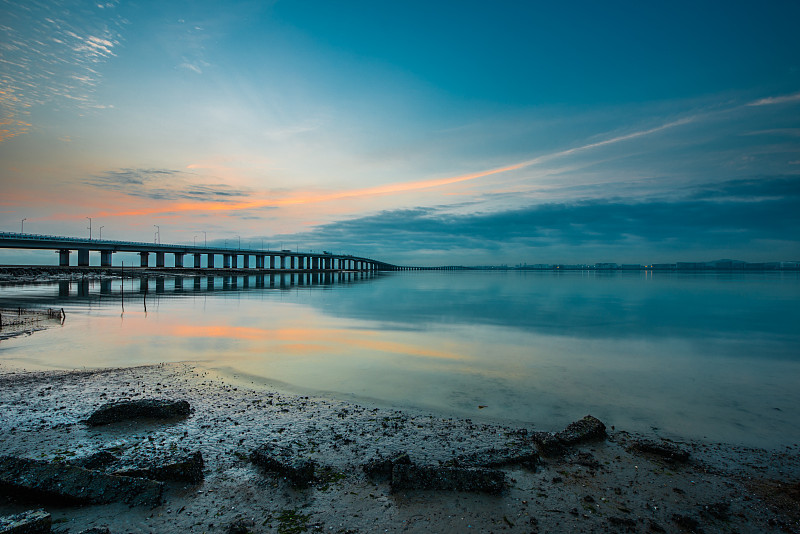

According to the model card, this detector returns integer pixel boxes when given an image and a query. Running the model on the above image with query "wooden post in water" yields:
[121,261,125,313]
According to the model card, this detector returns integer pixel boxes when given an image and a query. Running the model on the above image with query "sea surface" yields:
[1,270,798,448]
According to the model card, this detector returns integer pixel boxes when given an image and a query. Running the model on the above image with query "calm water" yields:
[1,270,798,448]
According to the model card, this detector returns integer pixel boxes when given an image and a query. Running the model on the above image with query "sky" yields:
[2,0,799,266]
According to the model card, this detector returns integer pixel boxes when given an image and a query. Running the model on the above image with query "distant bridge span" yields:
[0,232,398,272]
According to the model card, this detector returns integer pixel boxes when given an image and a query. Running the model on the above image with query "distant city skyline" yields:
[2,1,799,266]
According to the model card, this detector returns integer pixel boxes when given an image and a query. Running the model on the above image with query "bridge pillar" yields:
[78,249,90,266]
[156,252,165,267]
[223,254,231,268]
[242,254,250,269]
[256,255,264,269]
[207,253,215,268]
[174,253,184,268]
[194,253,202,268]
[139,252,149,267]
[280,255,286,269]
[58,249,71,266]
[269,255,275,269]
[100,250,113,267]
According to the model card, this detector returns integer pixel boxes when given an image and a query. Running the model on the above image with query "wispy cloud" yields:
[0,0,125,142]
[747,92,800,107]
[85,168,252,202]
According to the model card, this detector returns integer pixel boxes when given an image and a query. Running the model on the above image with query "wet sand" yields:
[1,361,798,533]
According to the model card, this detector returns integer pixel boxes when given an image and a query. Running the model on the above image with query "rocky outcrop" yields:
[446,445,539,471]
[114,451,204,484]
[531,415,607,456]
[69,451,119,470]
[556,415,606,445]
[0,456,163,506]
[86,399,191,426]
[250,445,316,488]
[0,509,51,534]
[362,452,411,480]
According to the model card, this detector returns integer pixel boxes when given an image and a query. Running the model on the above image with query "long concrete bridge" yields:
[0,232,398,272]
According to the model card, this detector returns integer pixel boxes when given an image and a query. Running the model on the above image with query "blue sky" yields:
[2,0,799,265]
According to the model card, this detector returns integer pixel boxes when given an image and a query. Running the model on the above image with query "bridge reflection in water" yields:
[30,272,381,302]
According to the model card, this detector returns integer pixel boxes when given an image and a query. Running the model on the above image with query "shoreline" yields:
[1,362,798,533]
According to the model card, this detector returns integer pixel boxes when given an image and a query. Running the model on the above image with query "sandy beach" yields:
[0,358,798,534]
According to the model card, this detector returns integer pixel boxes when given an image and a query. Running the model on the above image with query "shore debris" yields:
[114,451,204,484]
[531,415,607,456]
[390,464,506,494]
[362,452,411,480]
[250,445,317,488]
[556,415,607,445]
[86,399,191,426]
[0,455,163,506]
[628,439,690,463]
[446,445,539,471]
[0,509,51,534]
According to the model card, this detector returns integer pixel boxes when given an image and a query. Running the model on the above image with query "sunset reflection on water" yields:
[1,270,799,448]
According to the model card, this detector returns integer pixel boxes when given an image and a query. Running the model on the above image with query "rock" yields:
[390,464,506,494]
[362,452,411,480]
[69,451,119,470]
[628,439,690,463]
[250,445,316,488]
[79,528,110,534]
[0,509,51,534]
[114,451,204,484]
[555,415,607,445]
[86,399,191,426]
[0,456,163,506]
[530,432,567,457]
[447,445,539,471]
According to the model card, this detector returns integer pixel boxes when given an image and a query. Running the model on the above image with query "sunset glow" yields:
[2,1,798,265]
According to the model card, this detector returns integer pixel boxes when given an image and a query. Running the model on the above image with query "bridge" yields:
[0,232,396,272]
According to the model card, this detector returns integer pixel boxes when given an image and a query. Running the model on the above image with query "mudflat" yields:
[0,362,798,533]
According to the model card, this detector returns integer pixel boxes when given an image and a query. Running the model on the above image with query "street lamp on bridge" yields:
[99,226,104,240]
[20,218,26,233]
[86,217,92,240]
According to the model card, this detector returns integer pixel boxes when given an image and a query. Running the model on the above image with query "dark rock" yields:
[362,452,411,479]
[671,513,704,533]
[69,451,118,470]
[530,432,566,457]
[0,455,163,506]
[0,509,51,534]
[79,528,110,534]
[628,439,690,463]
[447,445,539,471]
[250,445,316,488]
[86,399,191,426]
[114,451,204,484]
[390,464,506,494]
[555,415,607,446]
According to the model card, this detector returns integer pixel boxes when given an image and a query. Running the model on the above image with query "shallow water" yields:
[1,270,798,448]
